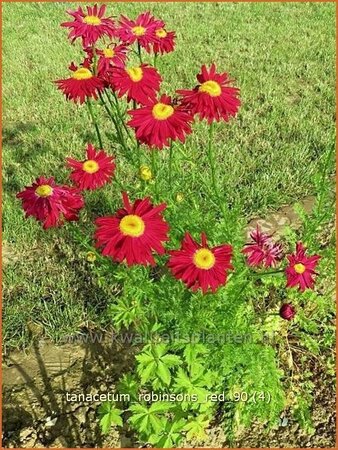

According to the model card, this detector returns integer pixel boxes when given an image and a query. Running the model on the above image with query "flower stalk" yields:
[86,99,103,149]
[206,122,230,239]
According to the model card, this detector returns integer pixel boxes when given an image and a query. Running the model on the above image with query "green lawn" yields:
[2,2,335,351]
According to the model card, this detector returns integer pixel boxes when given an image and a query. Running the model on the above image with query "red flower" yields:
[152,28,176,55]
[96,44,129,76]
[128,94,193,149]
[279,303,296,321]
[168,232,233,294]
[177,63,240,124]
[118,12,163,48]
[16,177,84,229]
[242,226,283,268]
[285,242,321,292]
[55,61,105,104]
[109,64,161,105]
[66,143,115,190]
[94,192,169,266]
[61,4,117,47]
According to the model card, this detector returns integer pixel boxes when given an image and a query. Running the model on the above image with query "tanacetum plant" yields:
[16,4,328,447]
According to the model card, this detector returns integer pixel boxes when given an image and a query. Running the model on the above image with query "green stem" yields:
[153,53,158,68]
[86,99,103,149]
[92,45,98,75]
[206,122,229,237]
[207,123,218,196]
[107,90,133,141]
[151,150,158,200]
[99,91,133,163]
[168,140,173,190]
[137,42,143,64]
[136,140,141,168]
[251,269,285,277]
[131,99,141,168]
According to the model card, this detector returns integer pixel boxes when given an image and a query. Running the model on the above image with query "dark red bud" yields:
[279,303,296,321]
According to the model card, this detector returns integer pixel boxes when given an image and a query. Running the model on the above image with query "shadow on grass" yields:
[3,122,56,195]
[3,335,137,447]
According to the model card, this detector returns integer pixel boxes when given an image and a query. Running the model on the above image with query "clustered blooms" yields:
[242,227,320,320]
[118,12,164,48]
[242,226,283,268]
[242,227,321,294]
[54,6,240,150]
[17,5,322,307]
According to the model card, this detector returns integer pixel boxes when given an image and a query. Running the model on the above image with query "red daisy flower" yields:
[168,232,233,294]
[177,63,240,124]
[96,44,129,75]
[127,94,193,149]
[118,12,163,48]
[285,242,321,292]
[94,192,169,266]
[242,226,283,268]
[61,4,117,47]
[109,63,161,105]
[16,177,84,229]
[55,61,105,104]
[66,143,115,190]
[152,28,176,55]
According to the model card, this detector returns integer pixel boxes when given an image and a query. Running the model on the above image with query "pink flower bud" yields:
[279,303,296,321]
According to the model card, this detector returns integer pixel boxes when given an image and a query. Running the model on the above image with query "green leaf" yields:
[136,352,155,364]
[149,402,173,414]
[157,361,171,385]
[98,402,123,434]
[161,354,182,367]
[183,415,209,440]
[139,360,157,384]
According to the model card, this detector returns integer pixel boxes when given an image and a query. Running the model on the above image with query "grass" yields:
[2,1,336,351]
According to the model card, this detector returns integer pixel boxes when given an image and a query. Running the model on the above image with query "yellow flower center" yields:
[132,25,146,36]
[199,80,222,97]
[82,160,99,174]
[294,263,306,274]
[83,15,102,25]
[119,214,145,237]
[152,103,174,120]
[193,248,216,270]
[72,67,93,80]
[103,48,115,58]
[156,28,167,38]
[127,67,143,82]
[139,165,152,181]
[35,185,53,197]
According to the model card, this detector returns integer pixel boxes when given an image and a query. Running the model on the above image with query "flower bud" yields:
[176,192,184,203]
[139,165,152,181]
[279,303,296,321]
[86,251,97,263]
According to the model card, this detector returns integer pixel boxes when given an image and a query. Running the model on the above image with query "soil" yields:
[3,196,336,448]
